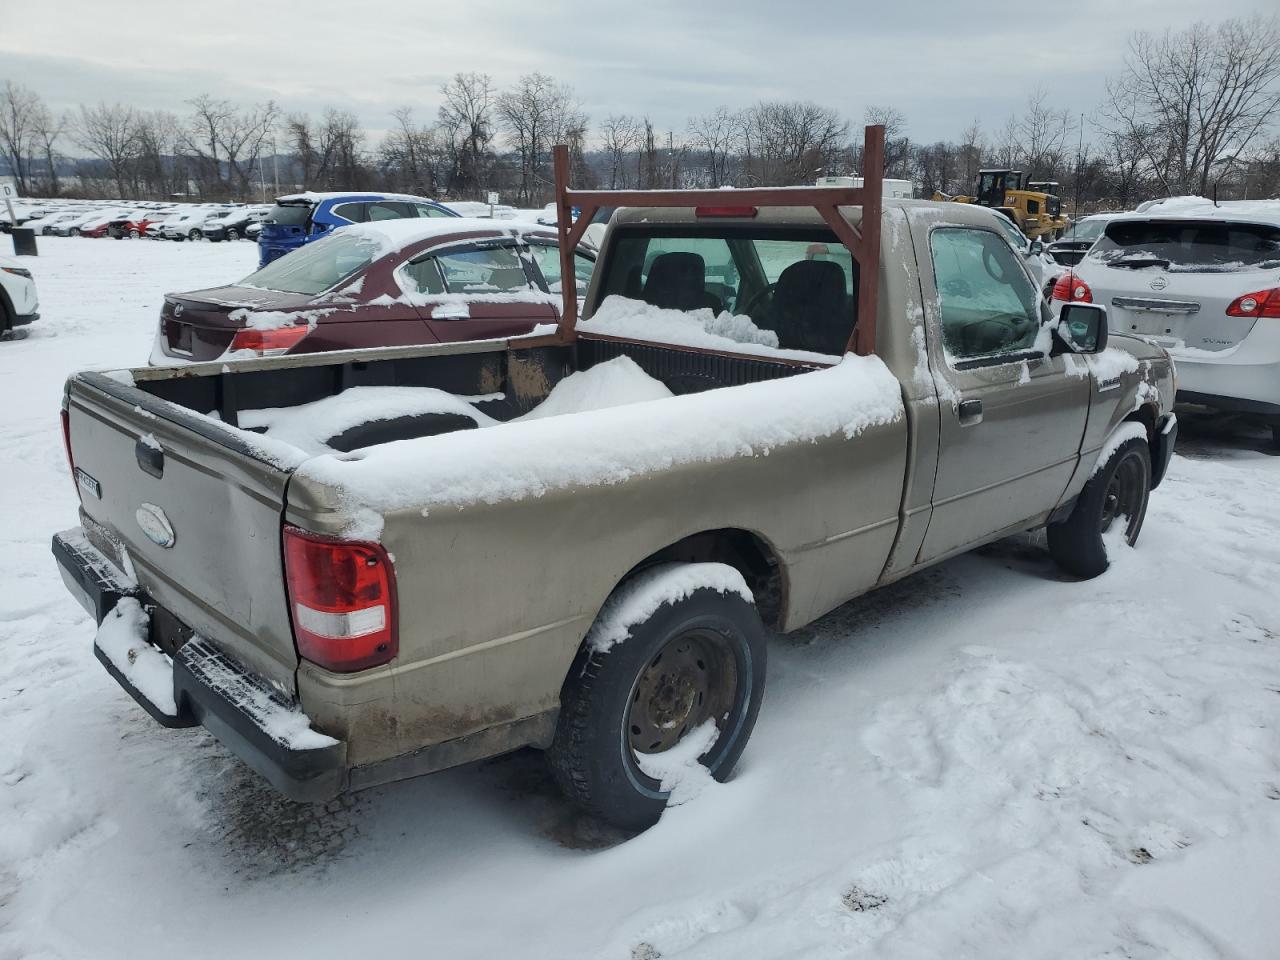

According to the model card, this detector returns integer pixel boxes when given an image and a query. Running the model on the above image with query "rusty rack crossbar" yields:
[551,123,885,357]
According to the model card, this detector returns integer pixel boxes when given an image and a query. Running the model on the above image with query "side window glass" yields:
[415,203,452,218]
[403,258,445,295]
[436,247,533,294]
[529,245,595,295]
[332,202,366,223]
[367,201,414,221]
[931,228,1041,361]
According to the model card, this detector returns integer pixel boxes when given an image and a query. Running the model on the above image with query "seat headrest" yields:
[643,252,708,311]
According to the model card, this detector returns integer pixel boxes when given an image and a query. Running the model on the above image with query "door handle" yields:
[958,398,983,426]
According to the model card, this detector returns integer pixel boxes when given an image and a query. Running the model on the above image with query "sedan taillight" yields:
[1225,287,1280,318]
[283,526,398,673]
[227,323,310,356]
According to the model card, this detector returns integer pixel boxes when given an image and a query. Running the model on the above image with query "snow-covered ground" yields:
[2,236,1279,960]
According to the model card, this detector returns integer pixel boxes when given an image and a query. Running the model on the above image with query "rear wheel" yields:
[1048,435,1151,578]
[548,572,767,830]
[226,228,239,241]
[129,228,140,239]
[188,229,201,241]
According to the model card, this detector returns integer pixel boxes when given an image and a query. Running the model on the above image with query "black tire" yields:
[188,229,201,241]
[1048,435,1151,578]
[129,228,140,239]
[548,577,767,830]
[69,227,80,236]
[227,228,239,241]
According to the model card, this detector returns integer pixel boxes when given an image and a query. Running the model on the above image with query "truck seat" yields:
[770,260,854,356]
[642,253,723,312]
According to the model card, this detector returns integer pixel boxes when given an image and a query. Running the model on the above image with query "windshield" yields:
[265,202,313,226]
[1065,218,1108,243]
[1090,219,1280,272]
[240,231,380,295]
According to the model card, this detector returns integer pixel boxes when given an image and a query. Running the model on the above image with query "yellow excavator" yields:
[932,170,1070,239]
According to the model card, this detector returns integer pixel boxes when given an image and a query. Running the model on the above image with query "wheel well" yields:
[621,529,785,629]
[1124,405,1156,443]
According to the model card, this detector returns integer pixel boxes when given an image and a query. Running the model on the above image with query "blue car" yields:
[257,192,459,267]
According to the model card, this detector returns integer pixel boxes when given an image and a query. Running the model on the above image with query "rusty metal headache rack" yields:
[549,123,886,358]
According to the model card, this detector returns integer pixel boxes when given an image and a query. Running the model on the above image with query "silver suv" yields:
[1052,203,1280,447]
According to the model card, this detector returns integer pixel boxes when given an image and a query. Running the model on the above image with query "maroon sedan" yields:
[149,218,595,363]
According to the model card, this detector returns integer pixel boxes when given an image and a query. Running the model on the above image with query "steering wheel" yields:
[738,282,779,318]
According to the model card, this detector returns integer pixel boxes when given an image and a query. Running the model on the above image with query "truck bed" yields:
[63,336,825,694]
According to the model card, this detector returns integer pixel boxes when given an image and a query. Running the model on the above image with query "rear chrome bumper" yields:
[52,528,347,801]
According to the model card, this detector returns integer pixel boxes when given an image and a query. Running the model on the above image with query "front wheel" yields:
[188,229,201,241]
[1048,435,1151,578]
[226,228,239,241]
[548,567,767,830]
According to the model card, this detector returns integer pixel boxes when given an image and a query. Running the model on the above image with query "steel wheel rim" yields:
[1101,452,1145,540]
[628,629,738,758]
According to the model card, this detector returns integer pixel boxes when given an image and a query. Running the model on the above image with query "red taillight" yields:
[228,323,310,356]
[1051,272,1092,303]
[283,525,398,673]
[694,206,758,218]
[1226,287,1280,318]
[60,406,80,499]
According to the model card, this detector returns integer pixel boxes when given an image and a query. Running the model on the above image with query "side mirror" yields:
[1029,240,1044,256]
[1053,302,1109,354]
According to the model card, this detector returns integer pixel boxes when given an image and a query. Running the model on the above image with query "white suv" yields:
[1051,202,1280,447]
[0,255,39,338]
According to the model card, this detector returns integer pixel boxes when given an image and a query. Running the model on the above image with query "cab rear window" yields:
[1091,220,1280,272]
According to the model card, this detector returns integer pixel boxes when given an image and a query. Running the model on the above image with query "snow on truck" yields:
[53,127,1177,829]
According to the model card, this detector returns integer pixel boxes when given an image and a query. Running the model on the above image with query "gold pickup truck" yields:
[52,130,1176,830]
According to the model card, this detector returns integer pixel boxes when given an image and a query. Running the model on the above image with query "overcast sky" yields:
[1,0,1272,147]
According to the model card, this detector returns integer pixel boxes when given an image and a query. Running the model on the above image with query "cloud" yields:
[1,0,1271,144]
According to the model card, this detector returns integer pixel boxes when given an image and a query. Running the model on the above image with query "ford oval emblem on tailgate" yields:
[136,503,176,548]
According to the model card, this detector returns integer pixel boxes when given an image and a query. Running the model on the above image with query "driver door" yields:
[917,225,1089,562]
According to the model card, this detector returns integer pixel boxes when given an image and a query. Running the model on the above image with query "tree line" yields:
[2,14,1278,211]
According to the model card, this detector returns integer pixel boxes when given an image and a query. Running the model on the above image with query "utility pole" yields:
[1072,112,1085,220]
[668,130,675,188]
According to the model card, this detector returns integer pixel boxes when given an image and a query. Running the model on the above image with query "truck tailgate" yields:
[66,371,300,694]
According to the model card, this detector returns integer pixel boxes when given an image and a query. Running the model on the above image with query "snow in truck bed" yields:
[295,353,903,537]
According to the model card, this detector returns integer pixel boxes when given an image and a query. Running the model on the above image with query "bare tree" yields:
[75,102,139,197]
[600,114,642,188]
[959,120,984,187]
[687,106,741,187]
[182,95,279,199]
[438,72,495,197]
[865,105,910,178]
[0,81,42,193]
[1016,88,1074,181]
[743,100,848,185]
[380,107,439,196]
[1104,14,1280,195]
[496,73,580,204]
[30,103,67,194]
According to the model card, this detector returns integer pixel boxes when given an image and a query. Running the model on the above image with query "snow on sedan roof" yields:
[343,217,552,257]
